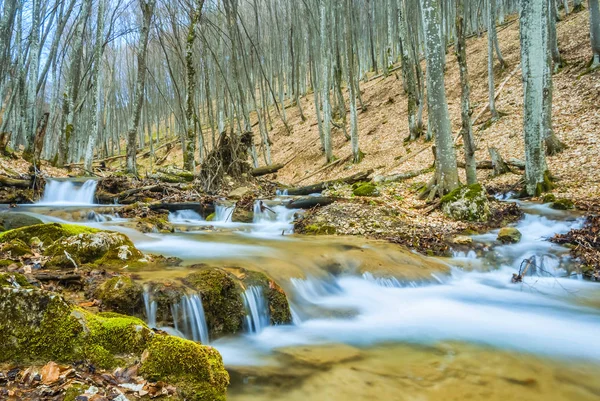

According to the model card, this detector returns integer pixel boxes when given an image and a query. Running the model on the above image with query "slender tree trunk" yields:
[345,0,361,163]
[320,0,333,162]
[520,0,551,196]
[84,0,106,173]
[399,1,421,141]
[590,0,600,68]
[487,0,500,120]
[456,0,477,185]
[421,0,460,194]
[573,0,585,12]
[126,0,156,175]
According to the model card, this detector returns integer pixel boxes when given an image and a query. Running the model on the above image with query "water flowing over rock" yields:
[172,294,210,344]
[39,180,98,205]
[242,286,270,334]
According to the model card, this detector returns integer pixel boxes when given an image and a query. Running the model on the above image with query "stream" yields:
[4,179,600,400]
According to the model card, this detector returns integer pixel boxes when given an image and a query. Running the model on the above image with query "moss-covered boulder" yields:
[45,230,145,270]
[542,193,556,203]
[0,213,43,232]
[241,270,292,325]
[0,238,32,258]
[0,272,33,288]
[140,335,229,401]
[94,276,144,316]
[497,227,522,244]
[183,269,245,337]
[352,182,379,197]
[551,198,574,210]
[0,223,98,248]
[0,281,229,399]
[441,184,490,222]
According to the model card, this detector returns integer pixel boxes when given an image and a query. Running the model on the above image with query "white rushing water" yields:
[172,294,210,344]
[38,179,98,205]
[143,289,157,328]
[242,286,271,334]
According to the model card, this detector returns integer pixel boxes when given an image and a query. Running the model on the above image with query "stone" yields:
[94,276,144,316]
[276,344,362,367]
[352,182,379,197]
[228,186,252,200]
[0,213,43,232]
[441,184,490,222]
[453,235,473,245]
[551,198,574,210]
[497,227,522,244]
[231,208,254,223]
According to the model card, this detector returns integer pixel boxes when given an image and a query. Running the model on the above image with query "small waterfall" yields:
[39,179,97,205]
[143,289,157,328]
[168,210,204,223]
[214,203,235,222]
[242,286,270,334]
[252,200,297,235]
[276,189,289,196]
[172,294,210,344]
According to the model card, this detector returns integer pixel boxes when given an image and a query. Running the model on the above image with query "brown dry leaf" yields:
[40,361,60,385]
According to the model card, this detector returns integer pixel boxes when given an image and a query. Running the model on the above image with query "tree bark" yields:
[590,0,600,69]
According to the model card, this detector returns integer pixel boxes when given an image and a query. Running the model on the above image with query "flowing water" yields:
[5,184,600,400]
[38,179,98,205]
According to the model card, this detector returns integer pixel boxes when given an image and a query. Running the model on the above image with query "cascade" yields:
[242,286,270,334]
[39,179,98,205]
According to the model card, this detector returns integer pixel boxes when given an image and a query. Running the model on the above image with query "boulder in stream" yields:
[0,213,43,232]
[551,198,574,210]
[497,227,522,244]
[94,276,144,316]
[441,184,490,222]
[0,273,229,400]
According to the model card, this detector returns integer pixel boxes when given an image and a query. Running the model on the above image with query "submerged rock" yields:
[183,269,246,337]
[0,213,43,232]
[0,279,228,399]
[441,184,490,222]
[497,227,522,244]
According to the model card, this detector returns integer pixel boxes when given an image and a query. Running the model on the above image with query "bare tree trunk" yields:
[345,0,361,163]
[421,0,460,194]
[84,0,106,173]
[520,0,551,196]
[590,0,600,69]
[487,0,500,120]
[456,0,477,185]
[399,0,421,141]
[126,0,156,175]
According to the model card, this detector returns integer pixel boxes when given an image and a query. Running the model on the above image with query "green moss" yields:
[441,184,490,222]
[63,384,87,401]
[542,193,556,203]
[1,239,32,257]
[0,259,15,268]
[0,272,33,288]
[184,269,245,337]
[0,213,43,232]
[94,276,144,316]
[0,223,98,247]
[551,198,574,210]
[140,335,229,401]
[304,224,337,235]
[352,182,379,197]
[241,271,292,325]
[206,213,216,222]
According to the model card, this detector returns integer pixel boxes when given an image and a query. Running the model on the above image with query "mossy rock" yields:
[94,276,144,316]
[140,335,229,401]
[0,238,32,258]
[0,213,43,232]
[232,208,254,223]
[303,224,337,235]
[241,270,292,325]
[542,193,556,203]
[0,283,228,397]
[136,216,173,233]
[497,227,522,244]
[206,213,216,222]
[0,272,33,288]
[352,182,380,197]
[551,198,574,210]
[183,269,245,337]
[441,184,490,222]
[45,230,145,270]
[0,223,98,248]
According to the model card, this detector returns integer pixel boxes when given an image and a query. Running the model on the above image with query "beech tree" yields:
[590,0,600,69]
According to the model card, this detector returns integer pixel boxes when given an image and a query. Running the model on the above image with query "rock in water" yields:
[497,227,522,244]
[551,198,574,210]
[228,186,252,200]
[441,184,490,222]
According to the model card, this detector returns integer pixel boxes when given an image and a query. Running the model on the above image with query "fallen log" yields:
[456,159,525,171]
[251,163,284,177]
[148,202,214,215]
[373,167,433,183]
[32,271,81,283]
[0,175,31,188]
[284,170,373,196]
[286,196,336,209]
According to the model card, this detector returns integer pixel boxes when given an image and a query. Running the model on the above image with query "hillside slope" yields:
[265,10,599,199]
